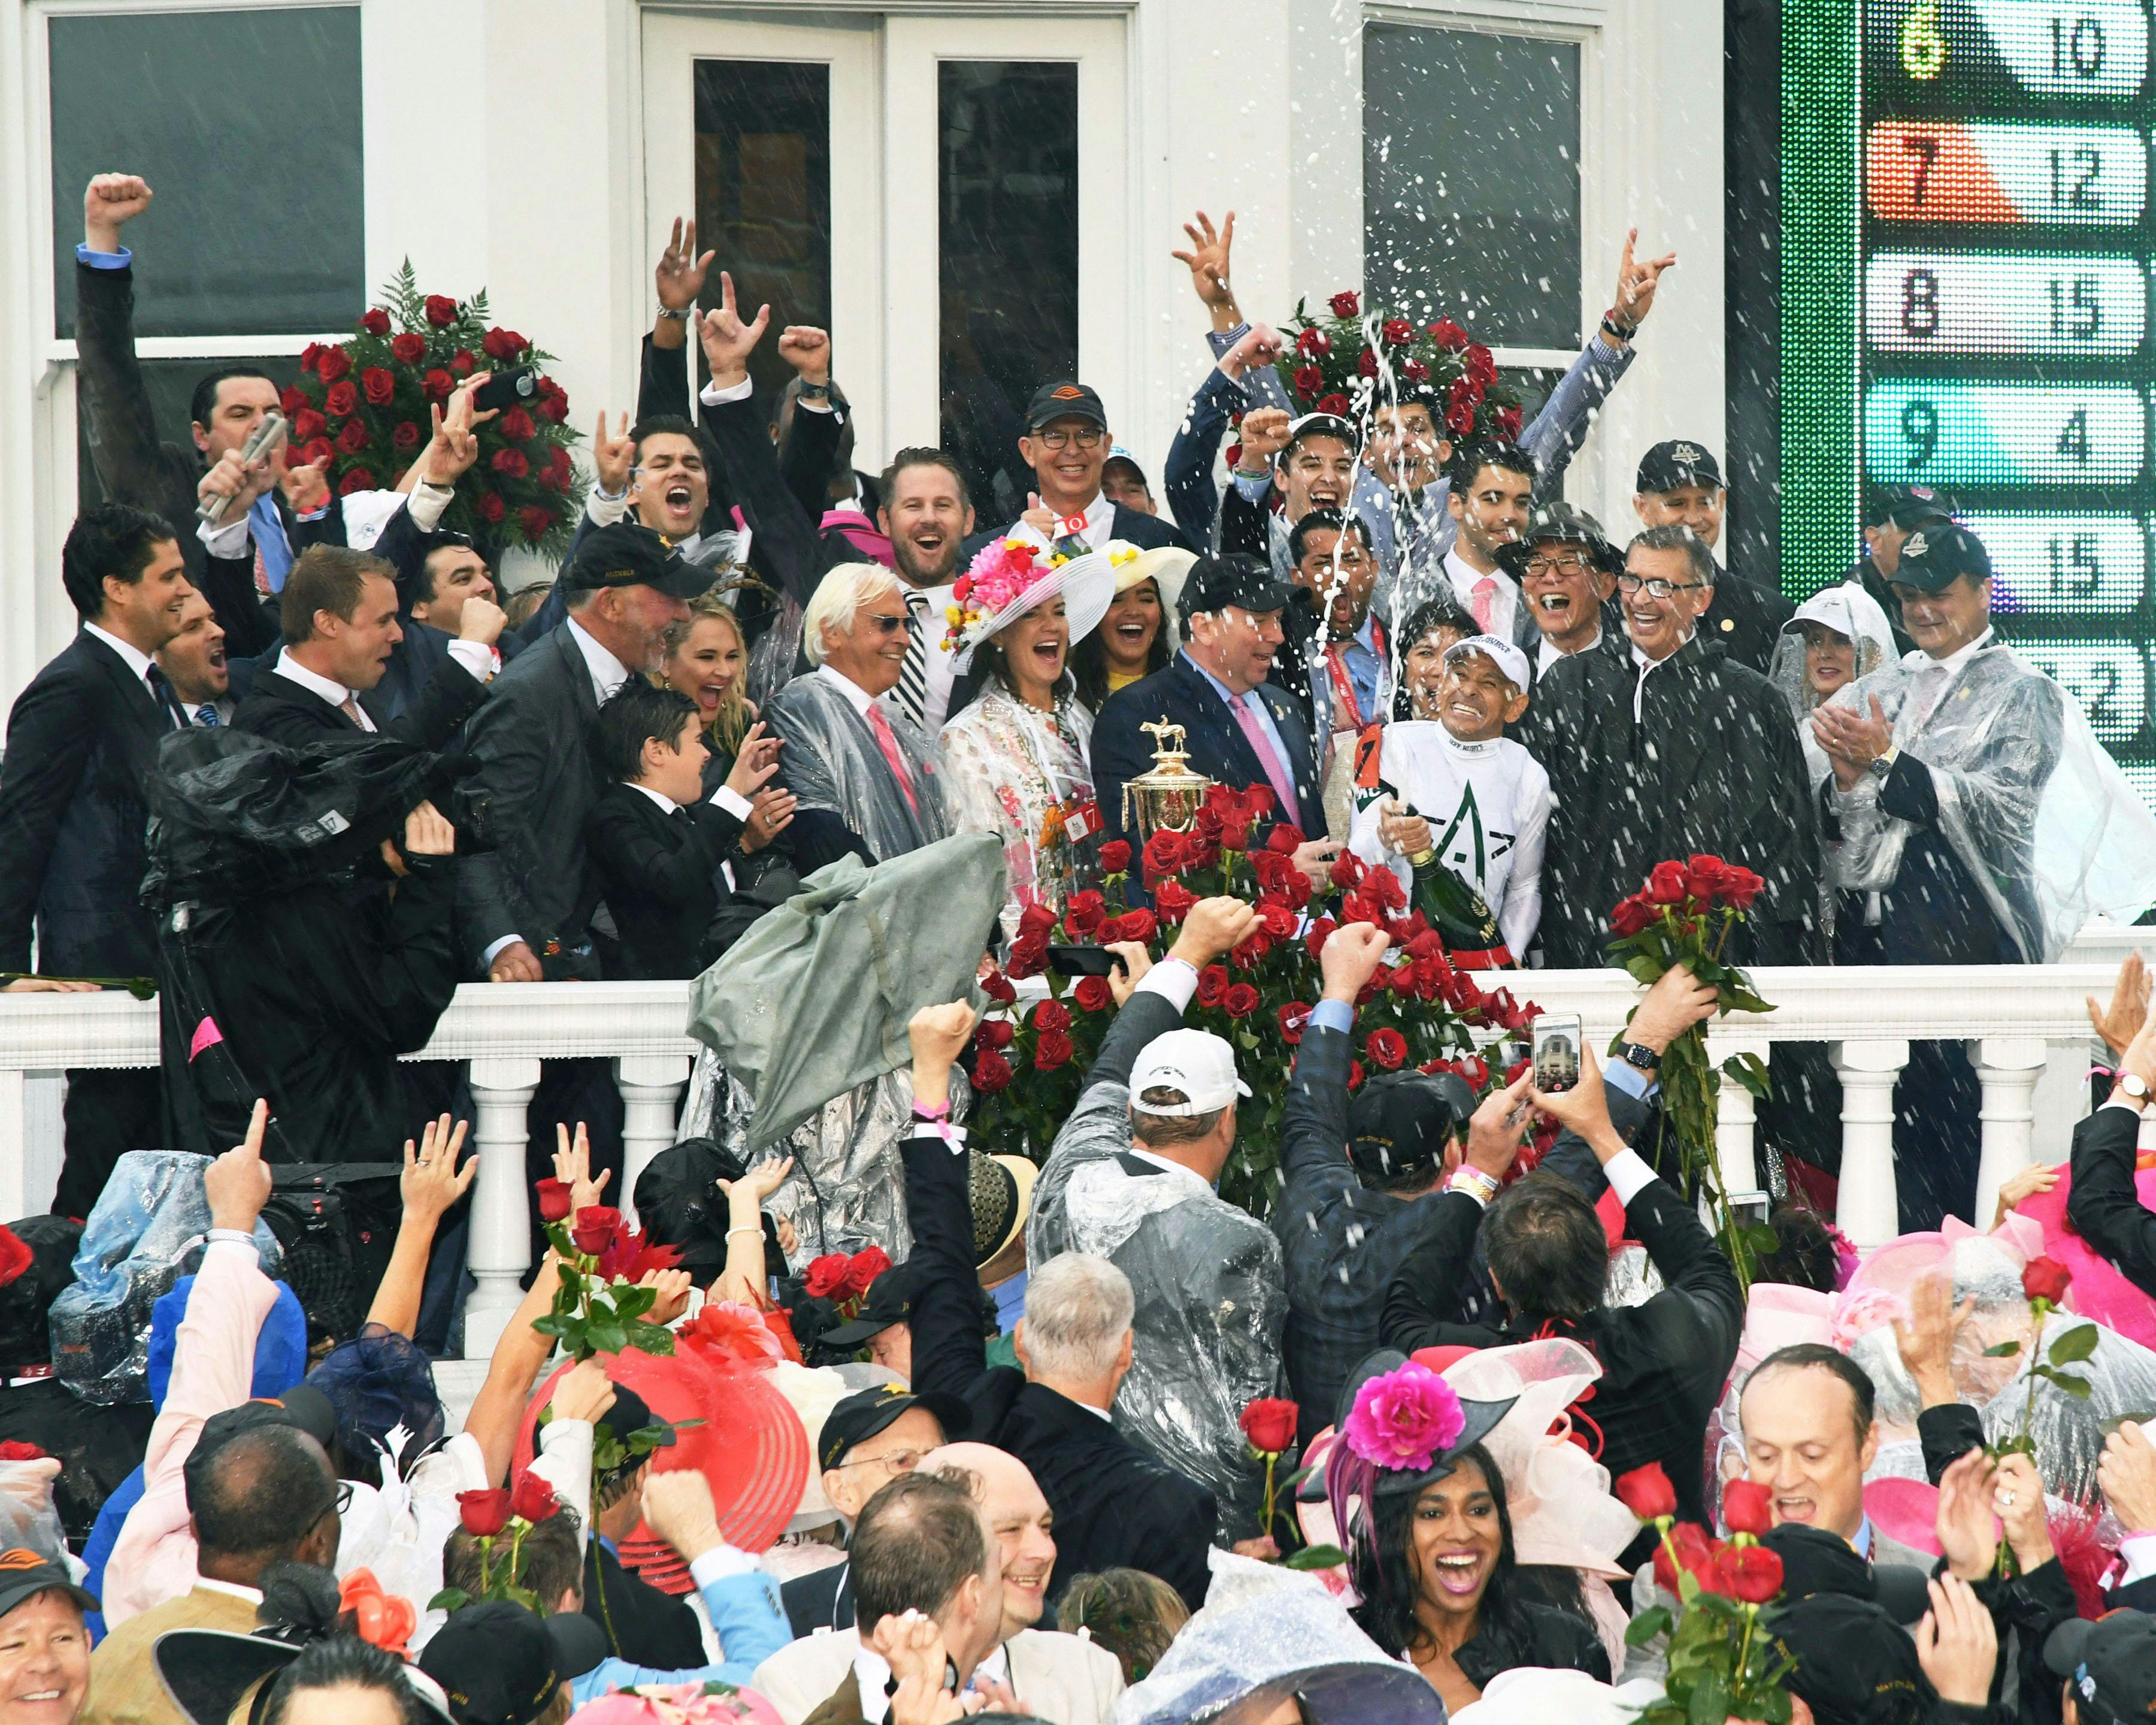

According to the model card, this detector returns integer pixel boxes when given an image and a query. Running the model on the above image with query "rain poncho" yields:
[1029,1013,1287,1544]
[763,670,951,863]
[1821,634,2156,960]
[1769,583,1899,786]
[937,686,1099,942]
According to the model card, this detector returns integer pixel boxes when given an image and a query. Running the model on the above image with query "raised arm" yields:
[1521,231,1670,488]
[1378,1078,1531,1349]
[900,1001,994,1400]
[2067,1006,2156,1293]
[1277,924,1389,1191]
[364,1116,479,1337]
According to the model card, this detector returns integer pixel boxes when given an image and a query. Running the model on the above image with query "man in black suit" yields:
[232,544,496,751]
[2068,1004,2156,1297]
[74,173,338,659]
[0,504,196,1215]
[155,592,232,728]
[965,381,1196,562]
[1091,555,1334,861]
[1631,440,1794,675]
[899,1001,1219,1613]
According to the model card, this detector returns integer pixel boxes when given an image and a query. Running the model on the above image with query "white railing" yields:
[1,948,2147,1355]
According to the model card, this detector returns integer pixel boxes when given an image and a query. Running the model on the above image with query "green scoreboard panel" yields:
[1785,0,2156,786]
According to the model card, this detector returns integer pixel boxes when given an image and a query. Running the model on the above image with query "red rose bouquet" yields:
[1272,290,1522,441]
[534,1202,681,1364]
[1604,855,1777,1289]
[287,262,581,549]
[965,783,1539,1215]
[432,1473,564,1613]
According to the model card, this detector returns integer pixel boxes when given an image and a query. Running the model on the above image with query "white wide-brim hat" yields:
[1116,543,1197,653]
[951,543,1118,676]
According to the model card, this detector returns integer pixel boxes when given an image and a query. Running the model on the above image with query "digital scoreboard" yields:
[1854,0,2156,800]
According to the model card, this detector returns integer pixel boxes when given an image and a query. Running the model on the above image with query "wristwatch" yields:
[1867,746,1899,781]
[797,380,831,400]
[656,305,690,323]
[1617,1042,1661,1074]
[1600,310,1637,342]
[2122,1072,2151,1103]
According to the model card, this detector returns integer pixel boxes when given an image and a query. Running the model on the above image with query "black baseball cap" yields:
[1283,411,1361,458]
[1025,382,1109,432]
[1346,1071,1477,1184]
[1635,440,1724,494]
[1890,519,1991,593]
[2048,1612,2156,1724]
[1863,483,1957,529]
[820,1257,934,1351]
[817,1381,970,1473]
[181,1388,340,1511]
[633,1139,785,1280]
[420,1600,608,1725]
[1177,553,1296,623]
[1494,500,1622,579]
[0,1549,96,1623]
[565,520,713,600]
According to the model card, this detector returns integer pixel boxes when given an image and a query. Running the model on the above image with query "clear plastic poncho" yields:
[1769,584,1898,788]
[763,670,950,862]
[47,1149,284,1405]
[1821,638,2156,960]
[1029,1078,1286,1543]
[937,686,1099,943]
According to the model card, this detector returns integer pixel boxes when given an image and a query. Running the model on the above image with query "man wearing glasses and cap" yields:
[1632,440,1794,675]
[980,383,1195,562]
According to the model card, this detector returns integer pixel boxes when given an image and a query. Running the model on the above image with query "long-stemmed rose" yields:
[534,1202,680,1363]
[1986,1255,2093,1575]
[433,1474,562,1612]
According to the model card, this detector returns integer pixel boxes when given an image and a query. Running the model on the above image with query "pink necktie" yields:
[866,703,921,818]
[1471,576,1498,634]
[1231,694,1297,815]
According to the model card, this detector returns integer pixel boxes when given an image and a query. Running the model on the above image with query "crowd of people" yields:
[5,165,2156,1725]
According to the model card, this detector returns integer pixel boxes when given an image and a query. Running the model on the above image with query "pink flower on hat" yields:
[944,538,1056,652]
[1343,1361,1465,1473]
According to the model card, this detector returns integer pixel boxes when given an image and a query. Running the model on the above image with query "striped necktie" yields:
[194,704,220,727]
[894,589,931,730]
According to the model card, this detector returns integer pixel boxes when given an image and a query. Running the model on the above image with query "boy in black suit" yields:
[584,680,788,980]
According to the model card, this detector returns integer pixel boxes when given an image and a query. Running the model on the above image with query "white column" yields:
[0,1069,25,1221]
[463,1055,540,1360]
[1834,1039,1910,1252]
[1973,1036,2050,1230]
[1707,1031,1772,1198]
[616,1054,691,1228]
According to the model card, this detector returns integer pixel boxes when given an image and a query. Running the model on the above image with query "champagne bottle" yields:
[1383,783,1510,962]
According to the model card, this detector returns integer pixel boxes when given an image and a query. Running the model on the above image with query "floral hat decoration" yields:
[946,539,1120,674]
[1325,1349,1518,1543]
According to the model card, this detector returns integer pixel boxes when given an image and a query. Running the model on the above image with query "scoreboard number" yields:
[1864,381,2146,485]
[2006,637,2149,742]
[1959,512,2148,615]
[1978,1,2149,96]
[1864,251,2145,355]
[1866,120,2146,224]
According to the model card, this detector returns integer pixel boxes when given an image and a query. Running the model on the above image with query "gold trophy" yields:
[1121,720,1216,841]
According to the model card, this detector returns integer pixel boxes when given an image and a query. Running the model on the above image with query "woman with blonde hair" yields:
[661,589,757,788]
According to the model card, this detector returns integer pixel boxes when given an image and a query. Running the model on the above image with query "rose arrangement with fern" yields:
[1273,290,1523,441]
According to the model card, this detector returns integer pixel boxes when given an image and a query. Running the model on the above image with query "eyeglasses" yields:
[835,1447,926,1475]
[1524,552,1592,578]
[1034,426,1106,451]
[308,1479,356,1529]
[864,612,909,635]
[1616,572,1706,599]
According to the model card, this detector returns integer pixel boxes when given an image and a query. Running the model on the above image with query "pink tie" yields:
[866,703,921,818]
[1231,694,1297,815]
[1471,576,1498,634]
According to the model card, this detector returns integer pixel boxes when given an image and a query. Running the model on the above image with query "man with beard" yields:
[981,382,1195,561]
[1521,525,1822,970]
[1631,441,1795,674]
[155,592,231,727]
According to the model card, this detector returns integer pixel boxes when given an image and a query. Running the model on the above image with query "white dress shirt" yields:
[84,623,174,722]
[814,662,879,716]
[1444,545,1521,646]
[1006,488,1116,555]
[1537,624,1601,676]
[852,1640,1013,1723]
[273,640,493,732]
[565,616,634,706]
[1629,635,1695,722]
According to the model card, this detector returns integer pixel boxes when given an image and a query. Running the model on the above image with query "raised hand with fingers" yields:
[1608,226,1678,338]
[695,271,771,390]
[2091,951,2151,1058]
[1170,210,1239,318]
[400,1114,477,1224]
[1104,940,1152,1006]
[740,786,795,854]
[776,326,832,387]
[591,409,635,500]
[1019,492,1056,539]
[1219,320,1283,382]
[204,1098,274,1234]
[280,455,331,516]
[656,216,714,314]
[716,1154,794,1214]
[1525,1040,1618,1158]
[1934,1448,1999,1580]
[1464,1075,1534,1178]
[552,1121,611,1215]
[84,173,153,252]
[546,1357,617,1427]
[1914,1573,1997,1708]
[723,720,783,800]
[1318,921,1392,1003]
[1235,407,1292,474]
[1890,1268,1973,1409]
[638,1267,694,1327]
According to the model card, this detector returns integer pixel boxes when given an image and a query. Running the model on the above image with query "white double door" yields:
[641,8,1129,503]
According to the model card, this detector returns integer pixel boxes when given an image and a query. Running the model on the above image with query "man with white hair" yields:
[898,1002,1222,1611]
[764,559,952,871]
[1026,898,1289,1548]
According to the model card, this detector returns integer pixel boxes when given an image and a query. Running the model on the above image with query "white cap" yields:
[1129,1028,1250,1115]
[1442,633,1531,693]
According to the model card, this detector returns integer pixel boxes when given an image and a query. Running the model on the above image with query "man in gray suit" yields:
[458,519,708,1234]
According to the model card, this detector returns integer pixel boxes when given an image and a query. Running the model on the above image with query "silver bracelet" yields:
[656,306,691,323]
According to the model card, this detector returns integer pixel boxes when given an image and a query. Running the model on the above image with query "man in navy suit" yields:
[967,382,1197,561]
[1091,555,1339,879]
[0,505,197,1214]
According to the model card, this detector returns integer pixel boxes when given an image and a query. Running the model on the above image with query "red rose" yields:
[1064,891,1107,937]
[1142,828,1186,877]
[390,332,426,365]
[361,366,395,407]
[1382,317,1413,344]
[540,453,571,494]
[1446,401,1475,437]
[1330,851,1365,889]
[977,1018,1016,1050]
[491,447,529,480]
[424,294,458,327]
[1034,1000,1073,1032]
[499,406,536,443]
[1154,880,1197,923]
[0,1441,47,1461]
[1035,1029,1074,1070]
[477,492,506,524]
[1496,405,1522,439]
[508,1469,559,1523]
[278,386,308,416]
[1723,865,1766,911]
[1230,933,1272,971]
[1448,377,1483,414]
[1347,1060,1364,1090]
[299,438,335,470]
[973,1048,1014,1092]
[1304,916,1337,961]
[1292,365,1325,399]
[534,1178,574,1223]
[1329,291,1361,319]
[361,308,392,337]
[1430,318,1470,351]
[843,1246,892,1298]
[1387,963,1419,998]
[535,380,570,424]
[804,1254,850,1298]
[1180,827,1222,874]
[519,505,553,543]
[1296,328,1331,359]
[1220,980,1261,1019]
[2022,1256,2072,1306]
[1365,1027,1409,1070]
[1258,903,1297,940]
[451,349,477,375]
[1652,1521,1714,1594]
[1403,359,1431,386]
[1713,1542,1785,1605]
[393,420,422,450]
[324,380,359,417]
[570,1206,623,1255]
[982,969,1018,1004]
[1366,867,1407,913]
[337,468,377,497]
[1099,840,1132,874]
[1113,908,1157,946]
[1018,902,1058,940]
[1721,1478,1773,1536]
[278,407,322,447]
[1241,785,1276,820]
[1073,976,1112,1012]
[1008,933,1050,979]
[1278,1001,1312,1043]
[1610,894,1654,938]
[316,346,352,384]
[1239,1397,1300,1455]
[1647,860,1690,906]
[1466,344,1498,386]
[458,1488,512,1536]
[423,368,455,401]
[1196,964,1230,1008]
[1356,349,1379,379]
[483,327,526,361]
[300,343,323,373]
[1615,1462,1678,1521]
[1317,392,1352,417]
[337,418,371,455]
[0,1225,32,1288]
